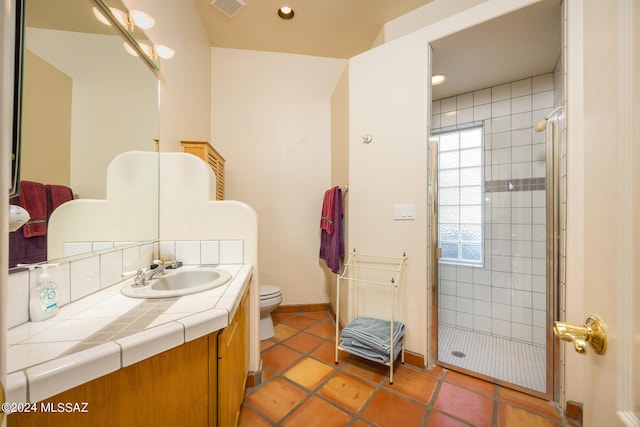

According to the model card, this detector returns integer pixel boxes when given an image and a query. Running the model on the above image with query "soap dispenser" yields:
[29,263,60,321]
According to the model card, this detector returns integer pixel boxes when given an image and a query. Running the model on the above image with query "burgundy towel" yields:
[19,181,47,238]
[47,184,74,213]
[320,186,337,234]
[319,187,344,273]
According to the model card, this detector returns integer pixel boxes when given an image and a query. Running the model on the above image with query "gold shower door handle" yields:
[553,315,607,355]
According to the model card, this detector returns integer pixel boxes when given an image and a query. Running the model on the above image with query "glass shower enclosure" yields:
[431,74,561,396]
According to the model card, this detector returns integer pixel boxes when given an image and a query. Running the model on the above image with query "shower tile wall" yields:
[432,73,555,347]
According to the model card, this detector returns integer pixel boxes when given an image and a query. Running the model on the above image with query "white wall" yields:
[211,48,346,305]
[329,66,350,320]
[158,153,260,373]
[347,0,545,363]
[123,0,212,151]
[383,0,488,43]
[348,34,430,361]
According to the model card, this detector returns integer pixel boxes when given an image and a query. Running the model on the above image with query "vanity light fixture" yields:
[123,42,175,60]
[93,7,155,31]
[278,6,295,19]
[432,73,447,85]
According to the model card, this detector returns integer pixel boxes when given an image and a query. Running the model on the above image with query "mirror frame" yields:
[10,0,25,197]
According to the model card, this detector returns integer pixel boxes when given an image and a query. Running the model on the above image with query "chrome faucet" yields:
[129,261,181,288]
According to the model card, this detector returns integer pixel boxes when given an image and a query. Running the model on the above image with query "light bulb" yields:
[432,73,447,85]
[92,7,111,26]
[109,7,128,27]
[123,42,139,57]
[154,44,175,59]
[138,43,154,58]
[129,10,155,30]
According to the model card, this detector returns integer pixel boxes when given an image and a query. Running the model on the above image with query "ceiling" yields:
[194,0,434,59]
[28,0,562,102]
[431,0,561,100]
[195,0,561,100]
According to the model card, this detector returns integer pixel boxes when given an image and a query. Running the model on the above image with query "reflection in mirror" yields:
[9,0,159,268]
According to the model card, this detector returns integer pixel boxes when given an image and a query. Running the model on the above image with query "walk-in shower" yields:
[430,73,563,396]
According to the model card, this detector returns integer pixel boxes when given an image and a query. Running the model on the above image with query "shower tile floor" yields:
[438,324,547,393]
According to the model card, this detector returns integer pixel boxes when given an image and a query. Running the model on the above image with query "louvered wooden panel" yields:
[181,140,225,200]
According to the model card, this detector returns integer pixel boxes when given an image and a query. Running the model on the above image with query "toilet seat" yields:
[260,284,282,300]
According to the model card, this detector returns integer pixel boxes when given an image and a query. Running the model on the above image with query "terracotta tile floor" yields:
[241,312,572,427]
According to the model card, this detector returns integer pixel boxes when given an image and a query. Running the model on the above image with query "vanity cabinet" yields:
[180,140,225,200]
[217,289,250,427]
[8,289,250,427]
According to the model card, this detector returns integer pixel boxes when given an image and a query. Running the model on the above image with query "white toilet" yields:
[259,284,283,340]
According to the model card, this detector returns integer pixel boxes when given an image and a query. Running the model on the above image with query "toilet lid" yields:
[260,284,282,298]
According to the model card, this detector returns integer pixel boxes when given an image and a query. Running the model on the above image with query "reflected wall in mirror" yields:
[9,0,160,267]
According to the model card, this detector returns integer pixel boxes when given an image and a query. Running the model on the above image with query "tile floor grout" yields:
[241,311,573,427]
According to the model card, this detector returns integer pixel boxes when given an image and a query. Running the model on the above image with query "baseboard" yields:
[246,360,263,388]
[565,401,582,426]
[401,350,425,369]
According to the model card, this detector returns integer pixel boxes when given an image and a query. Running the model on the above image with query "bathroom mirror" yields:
[9,0,160,267]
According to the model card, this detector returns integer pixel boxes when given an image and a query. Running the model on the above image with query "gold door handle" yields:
[553,315,607,355]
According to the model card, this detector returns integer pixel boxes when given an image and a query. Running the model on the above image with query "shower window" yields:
[435,126,483,265]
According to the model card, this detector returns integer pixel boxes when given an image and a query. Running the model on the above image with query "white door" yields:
[564,0,639,425]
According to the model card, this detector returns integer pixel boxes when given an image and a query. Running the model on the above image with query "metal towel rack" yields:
[334,248,407,383]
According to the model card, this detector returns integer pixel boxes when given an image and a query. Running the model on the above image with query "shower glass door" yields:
[432,80,559,396]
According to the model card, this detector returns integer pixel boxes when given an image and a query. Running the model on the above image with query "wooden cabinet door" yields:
[217,307,243,427]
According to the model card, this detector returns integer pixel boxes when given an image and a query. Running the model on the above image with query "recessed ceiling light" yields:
[432,73,447,85]
[278,6,294,20]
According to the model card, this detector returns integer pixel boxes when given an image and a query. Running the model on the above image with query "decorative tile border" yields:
[485,177,546,193]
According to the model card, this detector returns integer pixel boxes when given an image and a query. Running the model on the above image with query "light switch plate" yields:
[393,204,416,220]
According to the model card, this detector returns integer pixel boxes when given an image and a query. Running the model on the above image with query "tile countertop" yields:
[6,264,253,405]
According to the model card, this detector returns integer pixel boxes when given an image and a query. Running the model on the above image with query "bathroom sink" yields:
[121,266,232,298]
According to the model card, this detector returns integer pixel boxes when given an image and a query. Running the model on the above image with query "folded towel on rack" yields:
[19,181,48,238]
[319,186,344,273]
[341,317,405,355]
[340,335,403,364]
[47,184,74,214]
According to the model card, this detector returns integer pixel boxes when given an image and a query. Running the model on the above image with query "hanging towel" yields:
[320,186,337,234]
[47,184,74,214]
[319,186,344,273]
[19,181,48,238]
[9,195,47,267]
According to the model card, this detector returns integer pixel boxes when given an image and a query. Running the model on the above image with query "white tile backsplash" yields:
[70,257,101,301]
[175,241,201,265]
[219,240,244,264]
[8,270,30,328]
[201,241,220,264]
[122,246,141,272]
[9,239,245,329]
[100,250,123,289]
